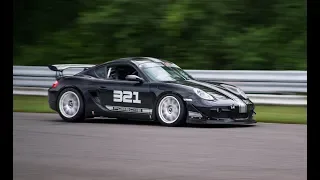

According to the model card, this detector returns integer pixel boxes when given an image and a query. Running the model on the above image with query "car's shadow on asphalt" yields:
[50,117,256,128]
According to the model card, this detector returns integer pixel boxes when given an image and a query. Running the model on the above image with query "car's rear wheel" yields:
[155,94,186,126]
[57,88,85,122]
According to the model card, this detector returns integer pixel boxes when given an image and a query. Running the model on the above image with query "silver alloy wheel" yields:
[59,91,80,118]
[158,96,181,124]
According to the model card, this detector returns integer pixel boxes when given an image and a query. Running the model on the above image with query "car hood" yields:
[166,79,247,100]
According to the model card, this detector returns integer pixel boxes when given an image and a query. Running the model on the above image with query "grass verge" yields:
[13,95,306,124]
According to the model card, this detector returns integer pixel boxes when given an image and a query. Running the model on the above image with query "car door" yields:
[98,64,155,120]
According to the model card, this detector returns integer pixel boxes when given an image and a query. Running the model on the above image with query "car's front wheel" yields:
[57,88,85,122]
[155,94,186,126]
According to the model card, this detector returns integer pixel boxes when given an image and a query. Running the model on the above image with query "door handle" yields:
[99,86,108,89]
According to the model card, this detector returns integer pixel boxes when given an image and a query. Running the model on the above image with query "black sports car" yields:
[48,57,256,126]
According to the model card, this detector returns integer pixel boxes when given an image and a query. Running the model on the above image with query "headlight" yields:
[222,84,248,99]
[193,88,215,100]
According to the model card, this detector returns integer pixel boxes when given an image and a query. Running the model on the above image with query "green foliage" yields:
[13,0,306,70]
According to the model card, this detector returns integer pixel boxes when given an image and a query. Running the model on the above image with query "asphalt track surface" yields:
[13,112,307,180]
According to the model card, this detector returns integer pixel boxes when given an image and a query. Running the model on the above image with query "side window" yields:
[94,66,107,79]
[108,65,141,81]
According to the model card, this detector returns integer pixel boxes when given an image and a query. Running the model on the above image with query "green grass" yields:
[13,95,307,124]
[13,95,55,113]
[254,105,306,124]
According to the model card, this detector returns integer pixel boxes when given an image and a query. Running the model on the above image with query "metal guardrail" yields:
[13,66,307,94]
[12,66,307,105]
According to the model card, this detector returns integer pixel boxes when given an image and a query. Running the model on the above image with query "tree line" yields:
[13,0,306,70]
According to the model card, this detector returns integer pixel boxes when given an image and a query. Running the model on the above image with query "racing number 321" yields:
[113,90,141,104]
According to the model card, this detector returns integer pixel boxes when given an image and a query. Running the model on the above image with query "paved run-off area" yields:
[13,112,307,180]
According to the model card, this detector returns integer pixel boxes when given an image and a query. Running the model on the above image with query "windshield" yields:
[139,62,193,82]
[171,67,194,80]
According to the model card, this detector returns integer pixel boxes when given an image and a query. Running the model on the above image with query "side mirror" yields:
[125,75,144,83]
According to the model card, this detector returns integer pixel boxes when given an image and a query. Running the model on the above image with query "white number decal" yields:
[132,91,141,104]
[122,91,132,103]
[113,90,123,102]
[113,90,141,104]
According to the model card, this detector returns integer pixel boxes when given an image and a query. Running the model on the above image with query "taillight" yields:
[52,81,59,88]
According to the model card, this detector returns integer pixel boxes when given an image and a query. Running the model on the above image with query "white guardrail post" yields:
[13,66,307,105]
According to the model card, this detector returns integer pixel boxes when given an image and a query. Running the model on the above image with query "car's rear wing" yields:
[48,64,96,79]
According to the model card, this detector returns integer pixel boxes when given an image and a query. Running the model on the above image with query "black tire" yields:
[57,88,85,122]
[155,93,187,127]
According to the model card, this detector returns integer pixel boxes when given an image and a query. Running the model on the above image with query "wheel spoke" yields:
[65,108,70,115]
[69,108,74,115]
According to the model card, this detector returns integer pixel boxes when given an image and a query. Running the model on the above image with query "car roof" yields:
[100,57,171,66]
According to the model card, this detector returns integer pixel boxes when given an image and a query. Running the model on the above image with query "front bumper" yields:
[185,99,257,125]
[186,115,256,125]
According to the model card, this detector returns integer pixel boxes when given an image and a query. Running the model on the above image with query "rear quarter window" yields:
[85,66,107,79]
[94,66,106,79]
